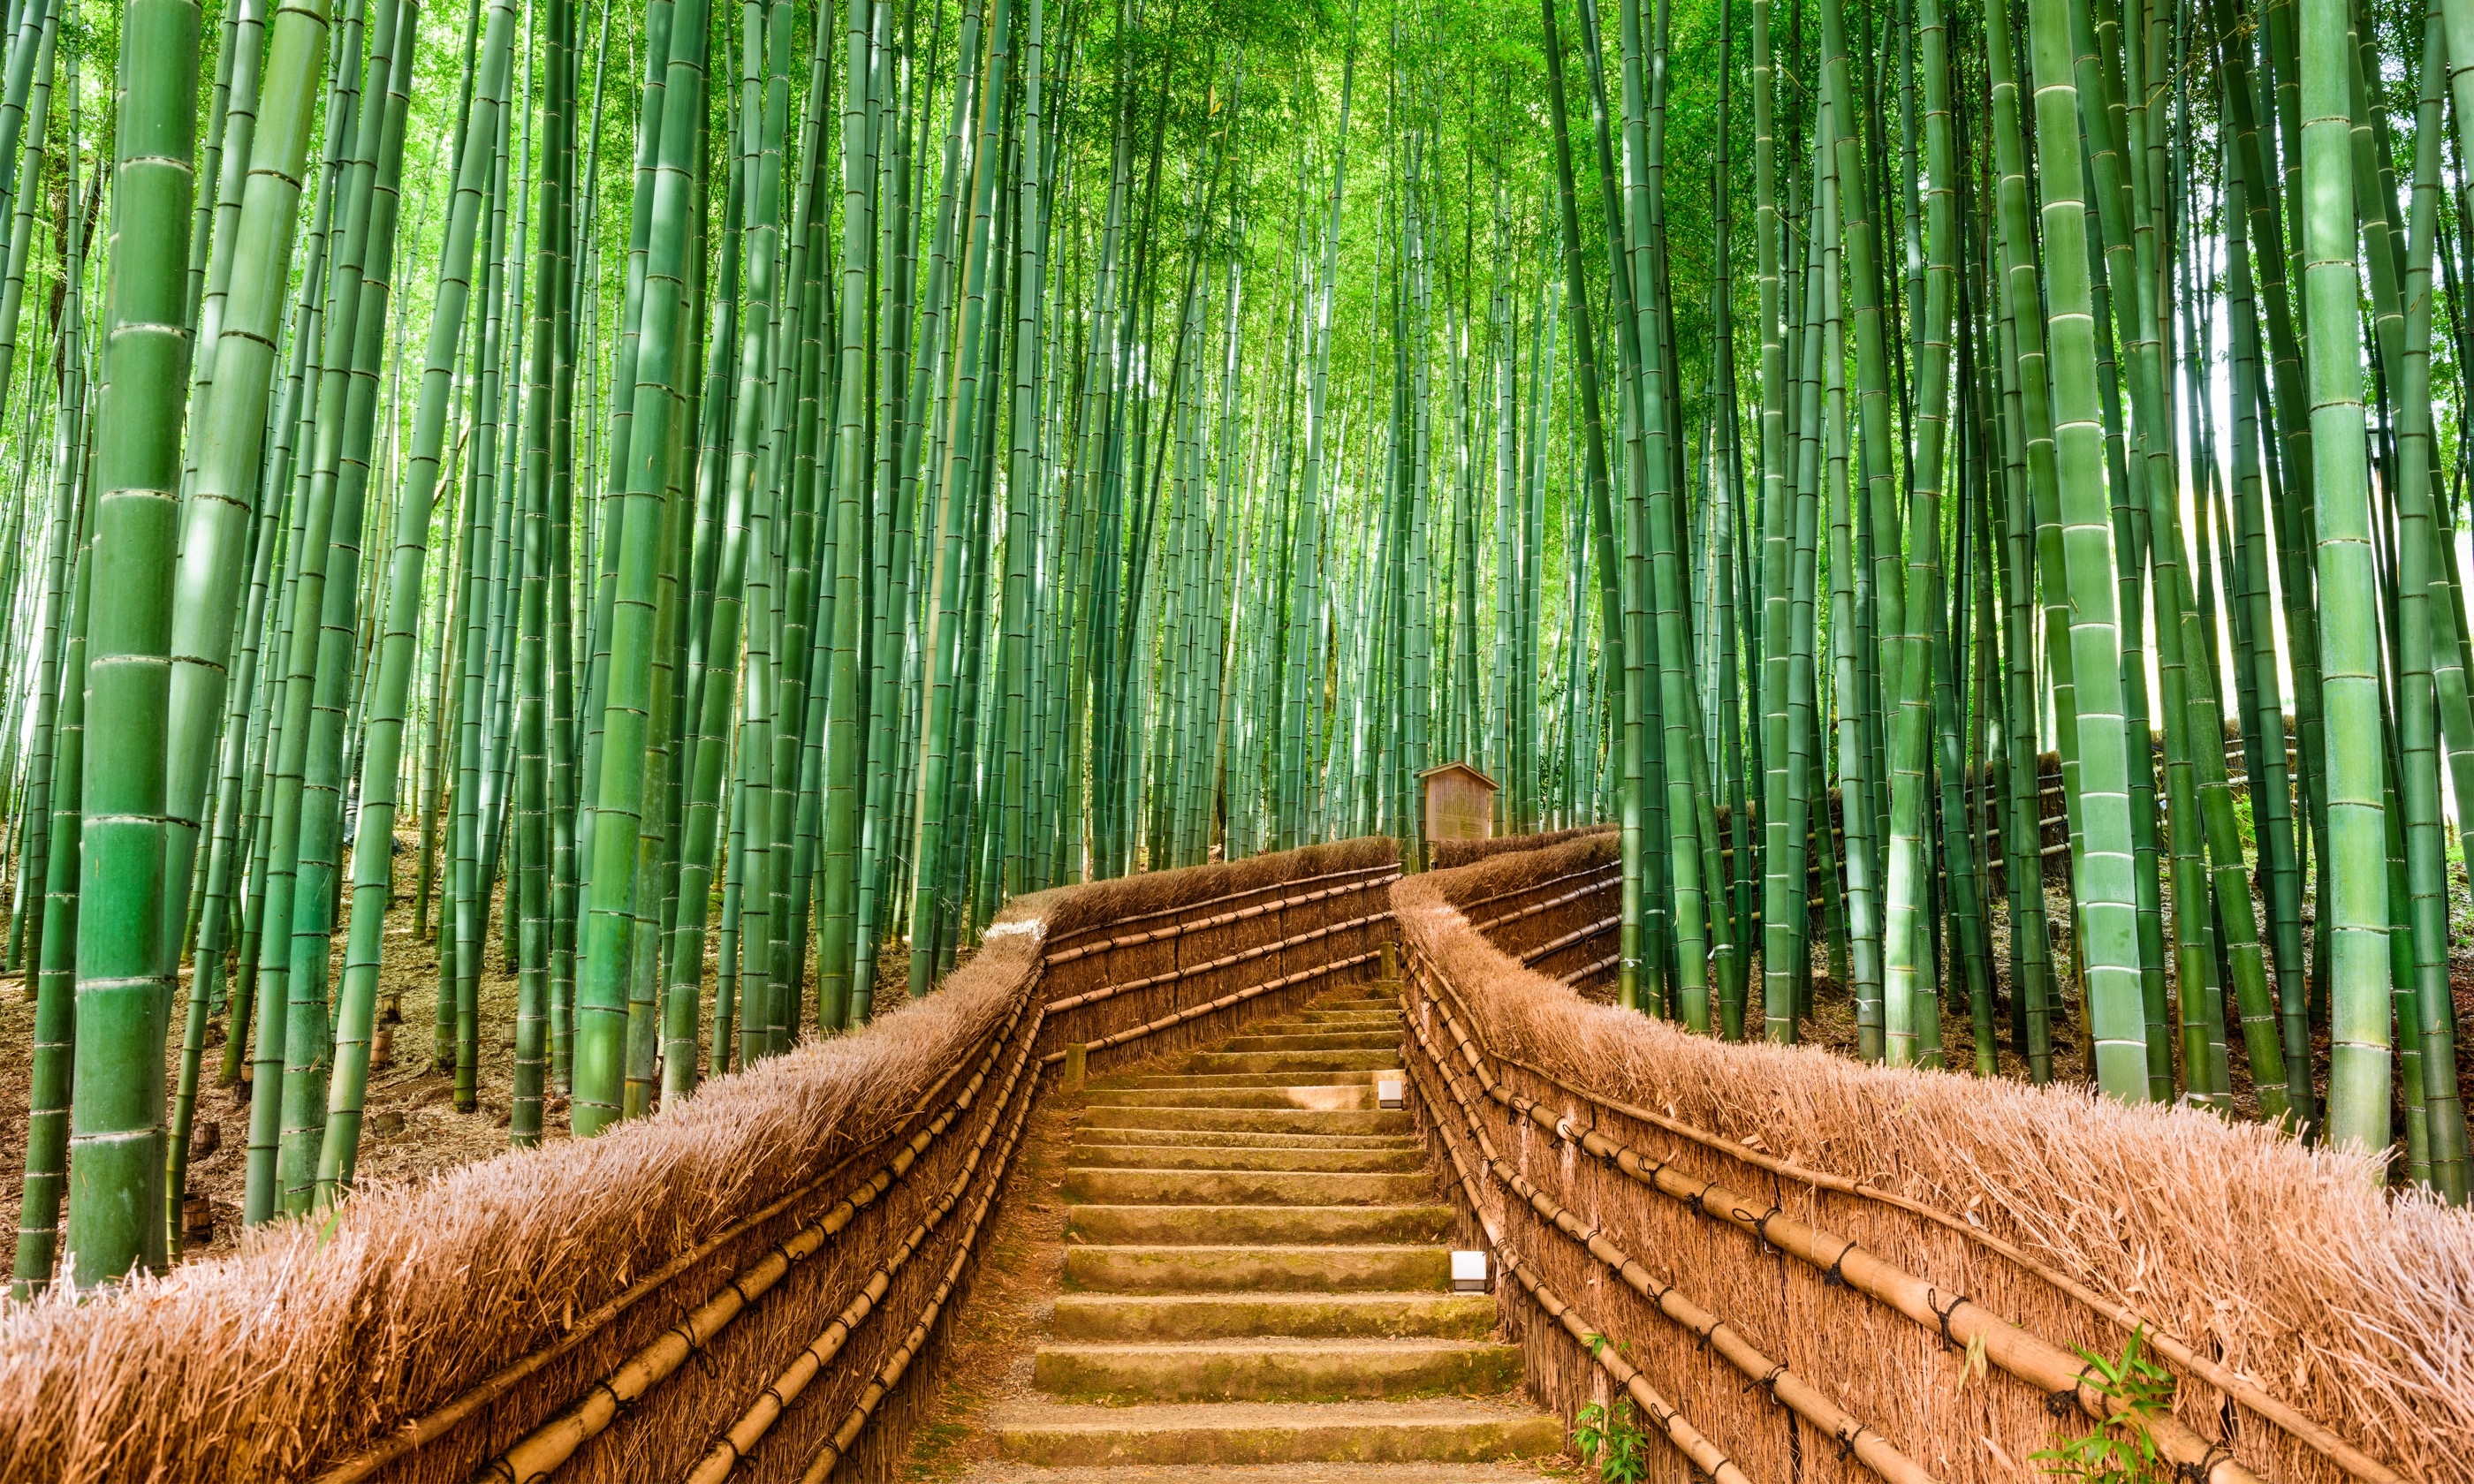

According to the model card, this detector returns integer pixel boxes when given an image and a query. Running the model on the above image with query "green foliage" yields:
[1572,1396,1652,1484]
[2029,1329,2179,1484]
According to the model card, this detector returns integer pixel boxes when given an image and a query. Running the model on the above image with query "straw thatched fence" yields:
[0,836,1399,1484]
[1395,829,2474,1484]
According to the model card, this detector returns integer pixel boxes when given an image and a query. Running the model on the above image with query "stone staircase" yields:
[975,988,1567,1480]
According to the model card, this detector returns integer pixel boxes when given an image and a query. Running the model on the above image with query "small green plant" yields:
[2030,1328,2180,1484]
[1573,1396,1652,1484]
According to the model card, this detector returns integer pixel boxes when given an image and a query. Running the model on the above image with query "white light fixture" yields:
[1452,1250,1490,1292]
[1377,1075,1405,1109]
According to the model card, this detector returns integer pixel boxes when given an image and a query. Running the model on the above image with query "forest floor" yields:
[0,832,540,1266]
[0,825,925,1271]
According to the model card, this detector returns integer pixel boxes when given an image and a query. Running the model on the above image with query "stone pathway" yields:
[955,988,1568,1481]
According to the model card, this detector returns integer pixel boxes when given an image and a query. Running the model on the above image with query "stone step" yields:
[1034,1339,1526,1404]
[1185,1050,1401,1075]
[949,1463,1568,1482]
[1065,1204,1454,1246]
[1068,1142,1424,1174]
[1294,1010,1406,1026]
[1251,1021,1401,1040]
[1081,1107,1413,1136]
[1068,1126,1418,1151]
[1064,1167,1429,1207]
[1094,1070,1391,1090]
[1086,1086,1385,1111]
[1216,1032,1404,1053]
[1050,1291,1498,1343]
[1064,1244,1449,1293]
[987,1399,1564,1467]
[1316,996,1400,1009]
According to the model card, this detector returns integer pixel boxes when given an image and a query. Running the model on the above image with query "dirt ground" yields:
[0,843,547,1265]
[899,1080,1085,1480]
[0,831,933,1270]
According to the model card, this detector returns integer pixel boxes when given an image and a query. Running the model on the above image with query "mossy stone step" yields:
[951,1465,1567,1482]
[1063,1204,1454,1246]
[1032,1339,1526,1404]
[1079,1106,1413,1135]
[1067,1142,1423,1174]
[1048,1291,1497,1343]
[1063,1167,1429,1207]
[1216,1031,1404,1053]
[1067,1126,1416,1152]
[985,1399,1564,1466]
[1085,1085,1386,1111]
[1183,1049,1401,1075]
[1093,1070,1390,1090]
[1062,1243,1450,1293]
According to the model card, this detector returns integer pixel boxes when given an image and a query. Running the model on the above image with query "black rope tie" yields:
[1751,1204,1785,1253]
[2048,1360,2101,1417]
[1927,1288,1970,1348]
[1820,1238,1856,1288]
[2174,1441,2235,1483]
[1687,1184,1713,1219]
[1835,1422,1870,1462]
[1749,1361,1788,1404]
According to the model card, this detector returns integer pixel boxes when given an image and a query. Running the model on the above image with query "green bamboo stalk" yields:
[2300,0,2390,1152]
[65,0,201,1283]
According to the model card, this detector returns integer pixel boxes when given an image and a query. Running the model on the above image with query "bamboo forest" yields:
[2,0,2474,1307]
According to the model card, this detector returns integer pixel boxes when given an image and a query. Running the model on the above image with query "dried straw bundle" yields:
[1429,823,1613,871]
[1396,834,2474,1484]
[1036,837,1401,1077]
[0,932,1036,1484]
[0,838,1405,1484]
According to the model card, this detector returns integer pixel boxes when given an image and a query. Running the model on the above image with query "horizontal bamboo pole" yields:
[307,1002,1023,1484]
[1455,859,1623,920]
[791,1059,1040,1484]
[1517,912,1618,967]
[1042,945,1386,1065]
[1556,951,1619,988]
[1403,993,1934,1484]
[1405,950,2264,1484]
[683,1008,1046,1484]
[1045,906,1393,1011]
[1042,860,1400,950]
[1043,867,1400,963]
[1491,1055,2409,1484]
[1471,878,1623,939]
[476,998,1039,1484]
[1411,1039,1760,1484]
